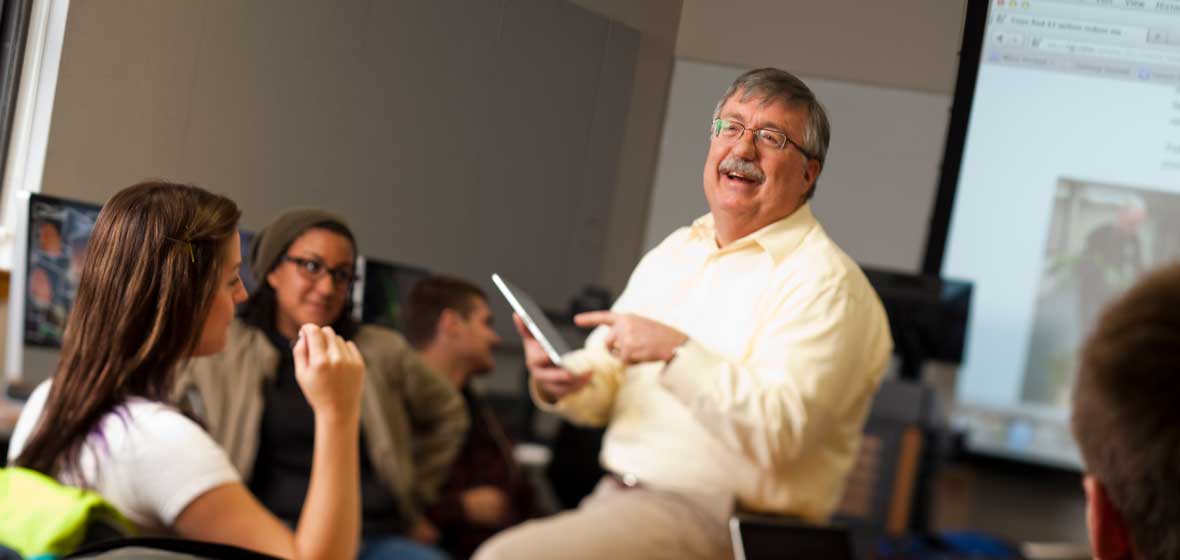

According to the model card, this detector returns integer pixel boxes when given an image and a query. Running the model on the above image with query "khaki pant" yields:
[474,477,734,560]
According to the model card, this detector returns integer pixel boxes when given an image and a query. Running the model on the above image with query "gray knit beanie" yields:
[249,208,353,282]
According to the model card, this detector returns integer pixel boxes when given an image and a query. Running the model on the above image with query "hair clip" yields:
[165,236,196,263]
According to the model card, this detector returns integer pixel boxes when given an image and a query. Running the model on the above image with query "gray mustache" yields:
[719,158,765,184]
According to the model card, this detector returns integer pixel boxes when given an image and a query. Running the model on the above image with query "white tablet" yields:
[492,273,573,368]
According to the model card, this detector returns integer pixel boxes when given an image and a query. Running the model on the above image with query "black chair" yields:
[729,379,931,559]
[544,422,606,509]
[833,379,929,542]
[729,512,854,560]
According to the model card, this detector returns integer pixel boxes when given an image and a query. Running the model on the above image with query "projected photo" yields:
[24,196,102,348]
[1021,178,1180,405]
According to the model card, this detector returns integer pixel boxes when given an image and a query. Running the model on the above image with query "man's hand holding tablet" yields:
[511,314,592,404]
[492,273,589,403]
[495,272,693,404]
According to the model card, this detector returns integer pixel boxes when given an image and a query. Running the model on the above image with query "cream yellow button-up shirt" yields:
[537,204,893,520]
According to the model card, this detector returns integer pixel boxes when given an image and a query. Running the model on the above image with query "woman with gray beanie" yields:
[174,208,470,560]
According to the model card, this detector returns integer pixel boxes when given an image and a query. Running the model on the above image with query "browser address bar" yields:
[1032,37,1180,66]
[994,13,1149,43]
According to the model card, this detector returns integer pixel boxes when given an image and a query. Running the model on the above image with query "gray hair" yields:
[712,68,831,199]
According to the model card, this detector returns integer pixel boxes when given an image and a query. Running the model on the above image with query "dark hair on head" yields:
[1071,263,1180,560]
[403,275,487,349]
[238,221,358,339]
[713,67,830,200]
[15,181,241,476]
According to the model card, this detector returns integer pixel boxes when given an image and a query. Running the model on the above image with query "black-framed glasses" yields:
[281,255,358,286]
[711,118,816,159]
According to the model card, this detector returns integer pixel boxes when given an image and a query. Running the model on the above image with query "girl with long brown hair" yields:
[8,181,365,560]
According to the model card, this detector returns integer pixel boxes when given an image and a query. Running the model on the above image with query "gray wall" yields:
[41,0,640,314]
[569,0,683,292]
[676,0,967,95]
[645,60,951,272]
[4,0,666,390]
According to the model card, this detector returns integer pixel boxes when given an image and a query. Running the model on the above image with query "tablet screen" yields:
[491,273,573,367]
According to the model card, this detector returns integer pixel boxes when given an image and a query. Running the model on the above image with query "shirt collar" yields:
[689,203,817,264]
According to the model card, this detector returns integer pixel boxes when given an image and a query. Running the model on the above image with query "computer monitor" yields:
[357,256,431,333]
[19,195,261,348]
[237,229,258,296]
[862,267,973,379]
[5,191,258,391]
[21,194,101,348]
[4,192,100,391]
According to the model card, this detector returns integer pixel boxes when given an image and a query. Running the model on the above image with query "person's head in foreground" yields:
[1072,263,1180,560]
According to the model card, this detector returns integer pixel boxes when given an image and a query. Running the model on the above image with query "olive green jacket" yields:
[172,319,469,527]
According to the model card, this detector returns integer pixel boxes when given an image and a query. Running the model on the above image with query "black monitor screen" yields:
[359,258,431,333]
[238,229,258,295]
[863,267,973,368]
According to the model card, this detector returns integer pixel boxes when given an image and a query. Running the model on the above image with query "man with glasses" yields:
[175,209,467,560]
[476,68,892,560]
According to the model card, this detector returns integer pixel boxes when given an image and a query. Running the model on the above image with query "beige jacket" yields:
[172,319,469,526]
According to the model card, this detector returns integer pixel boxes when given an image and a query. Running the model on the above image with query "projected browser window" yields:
[945,0,1180,468]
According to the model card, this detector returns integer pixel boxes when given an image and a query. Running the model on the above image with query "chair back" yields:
[835,378,929,538]
[729,513,854,560]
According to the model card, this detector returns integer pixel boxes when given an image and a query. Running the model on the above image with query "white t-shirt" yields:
[6,381,240,534]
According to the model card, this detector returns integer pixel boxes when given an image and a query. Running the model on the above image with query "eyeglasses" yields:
[711,118,816,159]
[281,255,358,286]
